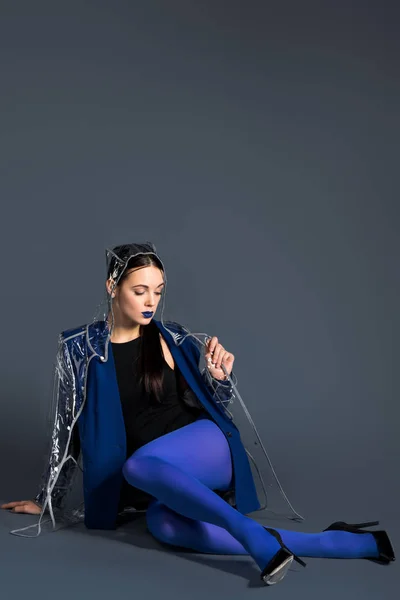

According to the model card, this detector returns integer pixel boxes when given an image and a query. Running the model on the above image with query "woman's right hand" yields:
[1,500,42,514]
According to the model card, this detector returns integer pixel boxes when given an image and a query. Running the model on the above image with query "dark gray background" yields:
[0,1,398,598]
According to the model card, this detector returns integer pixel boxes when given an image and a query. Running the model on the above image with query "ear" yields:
[106,277,116,296]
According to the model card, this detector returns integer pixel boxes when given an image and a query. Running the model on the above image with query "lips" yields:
[142,311,153,316]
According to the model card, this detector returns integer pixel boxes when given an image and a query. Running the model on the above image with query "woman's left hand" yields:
[205,336,235,381]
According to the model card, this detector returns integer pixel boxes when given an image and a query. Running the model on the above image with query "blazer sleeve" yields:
[34,333,81,512]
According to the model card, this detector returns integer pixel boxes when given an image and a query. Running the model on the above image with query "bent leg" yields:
[123,419,379,567]
[123,419,282,569]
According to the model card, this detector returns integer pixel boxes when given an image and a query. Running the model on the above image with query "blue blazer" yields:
[75,319,260,529]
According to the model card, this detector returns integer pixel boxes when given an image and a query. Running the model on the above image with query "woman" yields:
[1,242,395,586]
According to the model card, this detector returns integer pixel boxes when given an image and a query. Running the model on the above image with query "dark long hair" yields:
[108,246,166,404]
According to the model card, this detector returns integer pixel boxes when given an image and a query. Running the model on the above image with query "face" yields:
[108,265,165,325]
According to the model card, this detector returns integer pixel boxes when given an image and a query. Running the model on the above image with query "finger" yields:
[220,351,234,367]
[205,346,212,361]
[218,352,230,370]
[209,358,223,373]
[205,338,215,360]
[204,339,213,359]
[213,344,224,367]
[1,501,25,508]
[209,336,218,355]
[207,353,218,370]
[12,505,28,513]
[218,351,228,369]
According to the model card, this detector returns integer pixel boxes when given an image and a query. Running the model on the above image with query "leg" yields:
[146,499,249,555]
[124,418,281,570]
[146,501,381,559]
[123,419,380,569]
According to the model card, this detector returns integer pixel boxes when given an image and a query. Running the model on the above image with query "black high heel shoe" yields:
[323,520,396,565]
[260,527,307,586]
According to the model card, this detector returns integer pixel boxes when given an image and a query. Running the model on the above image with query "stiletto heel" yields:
[323,520,396,565]
[260,526,306,586]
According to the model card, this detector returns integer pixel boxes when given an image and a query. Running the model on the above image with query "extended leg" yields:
[146,500,380,559]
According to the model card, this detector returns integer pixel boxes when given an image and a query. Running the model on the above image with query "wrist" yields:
[212,374,229,382]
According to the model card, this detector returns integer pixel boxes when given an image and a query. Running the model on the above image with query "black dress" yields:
[111,336,205,511]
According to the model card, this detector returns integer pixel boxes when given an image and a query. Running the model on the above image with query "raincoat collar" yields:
[86,318,176,360]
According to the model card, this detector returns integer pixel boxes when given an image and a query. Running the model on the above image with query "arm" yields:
[34,334,81,512]
[184,328,236,406]
[200,362,236,407]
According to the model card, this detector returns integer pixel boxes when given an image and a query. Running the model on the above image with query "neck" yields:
[107,312,142,343]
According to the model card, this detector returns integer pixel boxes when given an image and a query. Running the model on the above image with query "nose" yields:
[145,294,160,309]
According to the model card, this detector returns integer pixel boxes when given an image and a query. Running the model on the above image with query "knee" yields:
[122,453,165,486]
[146,501,183,546]
[122,454,143,486]
[122,454,146,485]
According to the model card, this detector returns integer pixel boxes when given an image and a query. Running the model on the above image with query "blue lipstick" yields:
[142,312,153,318]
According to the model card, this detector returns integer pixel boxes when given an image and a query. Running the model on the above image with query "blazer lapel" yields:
[154,320,230,424]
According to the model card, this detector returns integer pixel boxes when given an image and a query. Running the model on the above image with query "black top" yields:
[111,336,203,510]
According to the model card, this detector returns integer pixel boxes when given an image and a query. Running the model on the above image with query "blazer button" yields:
[227,431,232,437]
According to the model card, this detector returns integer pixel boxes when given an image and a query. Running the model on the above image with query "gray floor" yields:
[1,494,398,599]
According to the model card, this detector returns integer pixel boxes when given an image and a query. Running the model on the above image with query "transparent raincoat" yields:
[10,243,304,538]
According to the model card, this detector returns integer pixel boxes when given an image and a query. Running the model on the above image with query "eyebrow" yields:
[132,283,165,289]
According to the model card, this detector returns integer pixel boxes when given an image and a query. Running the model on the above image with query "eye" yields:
[134,292,163,296]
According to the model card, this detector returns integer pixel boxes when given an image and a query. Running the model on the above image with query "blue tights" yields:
[122,418,379,571]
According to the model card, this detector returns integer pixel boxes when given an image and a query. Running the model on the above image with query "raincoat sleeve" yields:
[33,333,81,512]
[200,361,235,406]
[181,327,236,407]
